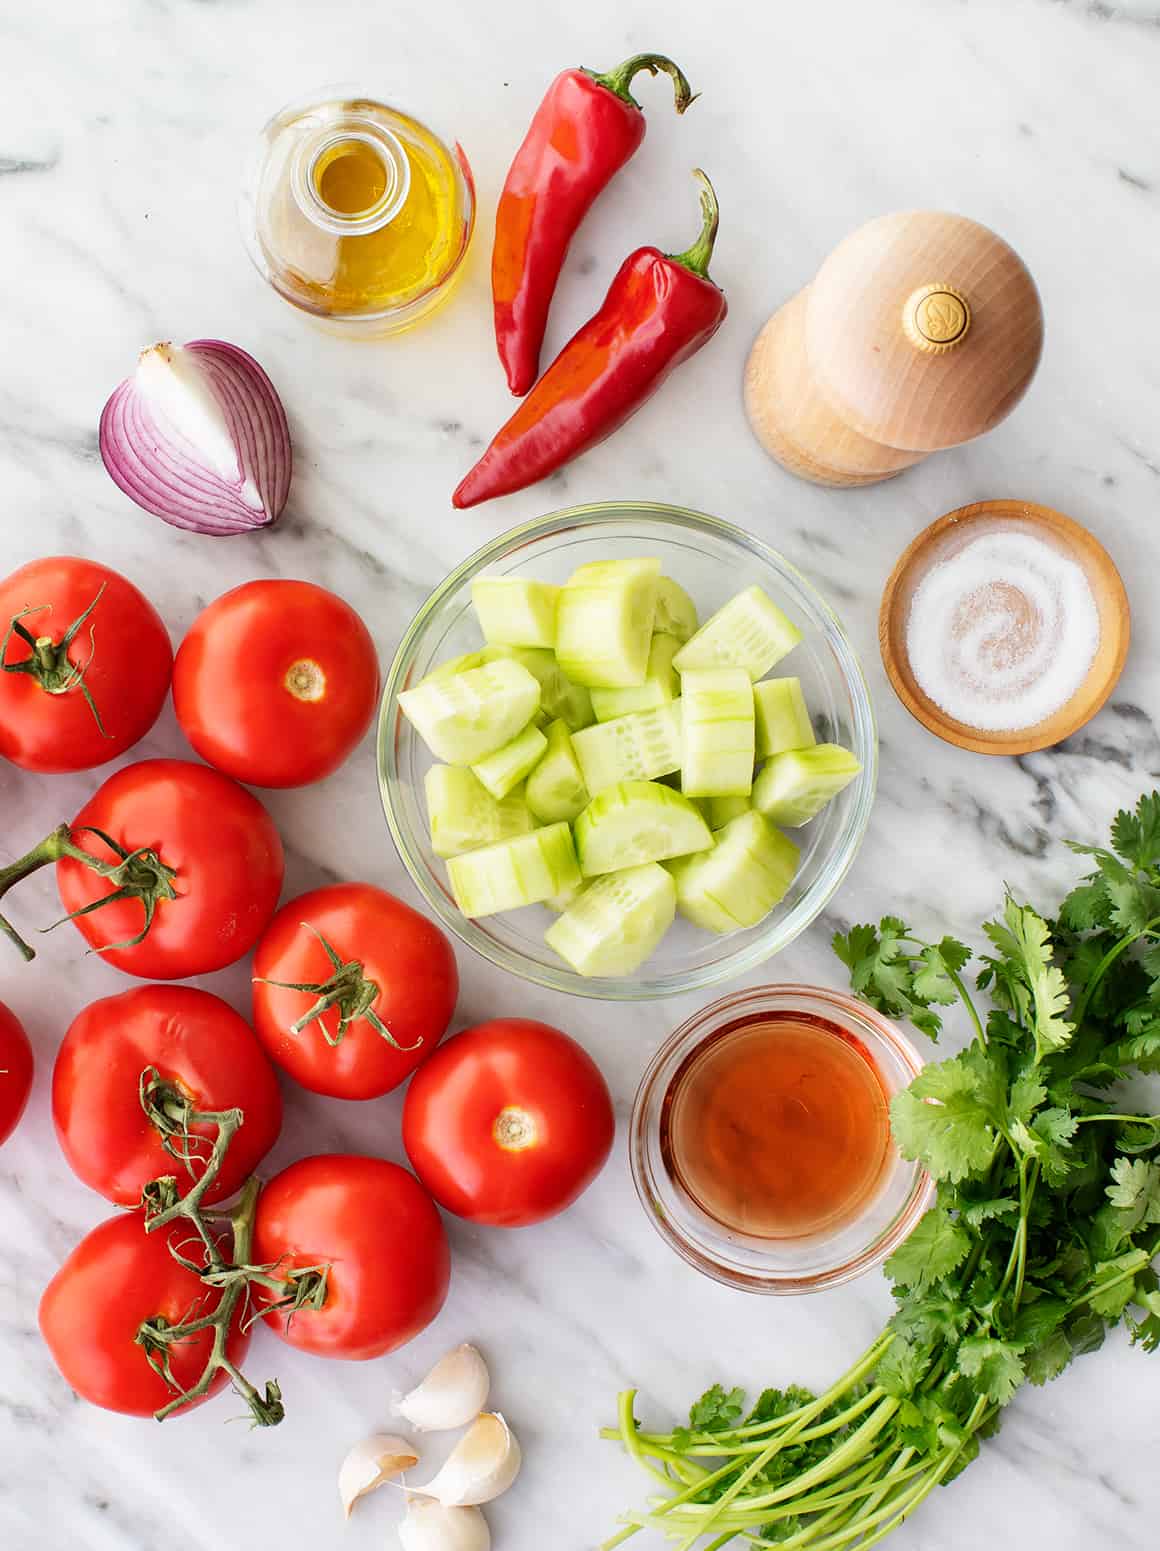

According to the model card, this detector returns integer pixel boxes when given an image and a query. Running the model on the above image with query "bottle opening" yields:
[315,137,389,216]
[292,122,411,236]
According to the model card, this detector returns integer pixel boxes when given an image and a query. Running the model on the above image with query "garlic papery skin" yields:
[398,1499,491,1551]
[338,1433,419,1520]
[397,1344,491,1432]
[415,1412,521,1507]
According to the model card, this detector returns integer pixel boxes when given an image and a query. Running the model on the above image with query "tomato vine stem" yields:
[0,822,177,962]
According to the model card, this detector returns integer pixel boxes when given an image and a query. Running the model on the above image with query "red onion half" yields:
[99,340,292,536]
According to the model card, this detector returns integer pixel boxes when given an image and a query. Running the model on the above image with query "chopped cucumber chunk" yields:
[425,766,535,858]
[471,577,561,649]
[571,702,683,795]
[706,793,752,829]
[673,585,803,681]
[504,646,595,732]
[399,659,540,765]
[666,810,799,932]
[545,877,584,914]
[574,780,712,877]
[754,677,816,759]
[447,822,580,916]
[654,576,699,643]
[681,668,756,798]
[545,863,676,976]
[751,744,862,828]
[590,633,681,721]
[423,645,509,683]
[525,720,589,823]
[554,557,660,688]
[471,722,548,800]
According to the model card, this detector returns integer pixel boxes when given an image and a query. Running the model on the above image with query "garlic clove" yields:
[398,1498,491,1551]
[414,1412,521,1507]
[338,1433,419,1520]
[397,1343,491,1432]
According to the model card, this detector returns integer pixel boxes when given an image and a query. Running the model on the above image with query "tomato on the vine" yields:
[0,556,172,774]
[43,757,284,979]
[0,1002,33,1147]
[252,1154,450,1360]
[251,883,457,1100]
[403,1018,615,1227]
[173,579,379,788]
[39,1213,249,1418]
[53,984,283,1205]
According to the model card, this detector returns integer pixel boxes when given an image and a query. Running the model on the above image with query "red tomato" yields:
[0,1002,34,1146]
[55,758,284,979]
[251,883,457,1100]
[172,579,379,788]
[252,1154,449,1360]
[53,984,283,1205]
[0,556,172,774]
[39,1213,249,1417]
[403,1018,615,1227]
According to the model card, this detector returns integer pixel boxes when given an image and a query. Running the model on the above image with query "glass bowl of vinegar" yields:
[631,985,932,1292]
[378,502,877,1001]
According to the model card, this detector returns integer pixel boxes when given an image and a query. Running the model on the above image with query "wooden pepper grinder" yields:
[744,211,1044,487]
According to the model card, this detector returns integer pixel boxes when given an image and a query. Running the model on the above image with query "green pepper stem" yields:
[666,170,721,282]
[588,53,696,114]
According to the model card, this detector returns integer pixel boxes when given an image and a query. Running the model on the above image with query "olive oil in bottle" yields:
[242,89,475,336]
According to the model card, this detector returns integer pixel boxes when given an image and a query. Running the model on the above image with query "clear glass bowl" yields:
[377,502,877,1000]
[631,985,932,1293]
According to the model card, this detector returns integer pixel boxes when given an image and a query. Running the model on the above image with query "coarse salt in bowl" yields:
[378,502,877,1001]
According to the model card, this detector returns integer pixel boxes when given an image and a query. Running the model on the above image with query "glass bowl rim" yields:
[629,983,934,1294]
[378,501,878,1001]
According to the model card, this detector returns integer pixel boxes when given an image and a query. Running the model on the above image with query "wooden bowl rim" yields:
[879,499,1130,757]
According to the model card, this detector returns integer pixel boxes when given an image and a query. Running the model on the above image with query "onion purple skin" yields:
[99,339,293,537]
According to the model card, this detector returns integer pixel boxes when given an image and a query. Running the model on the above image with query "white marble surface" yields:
[2,0,1159,1546]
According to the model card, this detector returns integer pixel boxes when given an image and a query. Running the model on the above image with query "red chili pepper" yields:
[492,52,696,397]
[455,172,726,510]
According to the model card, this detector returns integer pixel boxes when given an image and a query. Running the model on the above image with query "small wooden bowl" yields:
[879,500,1130,756]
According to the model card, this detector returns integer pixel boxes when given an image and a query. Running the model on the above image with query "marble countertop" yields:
[2,1,1159,1547]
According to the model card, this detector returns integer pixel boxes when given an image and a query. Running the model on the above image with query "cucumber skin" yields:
[525,720,589,824]
[654,577,699,643]
[571,702,683,795]
[706,794,752,829]
[471,577,560,649]
[679,667,756,799]
[754,677,816,759]
[471,722,549,800]
[399,658,541,765]
[673,585,804,682]
[544,863,676,976]
[447,822,580,916]
[751,745,862,828]
[574,780,713,877]
[555,560,660,689]
[425,766,535,858]
[667,810,799,932]
[590,633,681,721]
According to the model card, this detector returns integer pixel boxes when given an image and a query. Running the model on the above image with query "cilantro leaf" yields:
[1105,1157,1160,1233]
[890,1047,1002,1182]
[688,1384,746,1433]
[885,1207,970,1291]
[983,898,1074,1061]
[1111,792,1160,870]
[954,1337,1026,1406]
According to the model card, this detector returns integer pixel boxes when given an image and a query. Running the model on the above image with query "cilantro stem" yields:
[946,964,987,1047]
[1072,916,1160,1030]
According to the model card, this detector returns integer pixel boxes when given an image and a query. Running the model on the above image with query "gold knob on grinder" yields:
[903,283,971,353]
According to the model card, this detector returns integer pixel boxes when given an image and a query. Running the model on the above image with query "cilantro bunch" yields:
[604,792,1160,1550]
